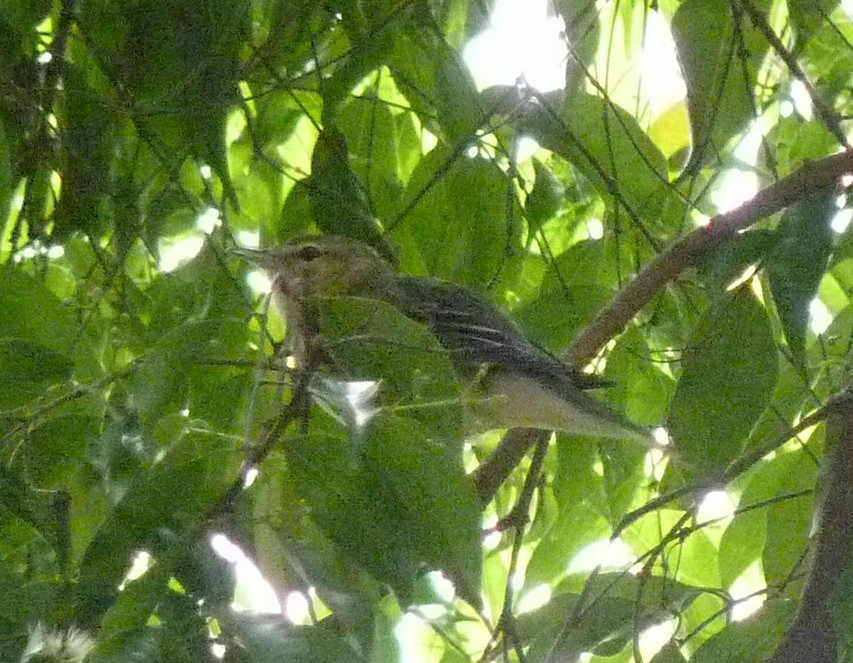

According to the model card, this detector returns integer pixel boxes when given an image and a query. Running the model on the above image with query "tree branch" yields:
[474,149,853,505]
[567,149,853,366]
[765,388,853,663]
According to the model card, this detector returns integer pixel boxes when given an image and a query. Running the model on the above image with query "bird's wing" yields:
[395,276,609,393]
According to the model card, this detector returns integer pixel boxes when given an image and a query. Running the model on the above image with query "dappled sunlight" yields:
[196,207,222,234]
[118,550,152,590]
[729,562,767,622]
[210,534,281,615]
[245,269,272,295]
[809,298,833,335]
[517,583,552,614]
[638,616,679,660]
[284,591,310,625]
[463,0,567,93]
[158,235,205,272]
[711,169,759,214]
[568,538,636,574]
[832,207,852,233]
[5,1,851,661]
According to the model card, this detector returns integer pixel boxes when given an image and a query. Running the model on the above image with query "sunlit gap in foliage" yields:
[833,193,852,234]
[210,533,281,614]
[245,269,271,296]
[393,572,461,663]
[646,428,671,482]
[710,117,770,215]
[714,78,815,218]
[158,236,205,272]
[779,79,814,121]
[236,234,276,296]
[806,191,850,334]
[13,240,64,262]
[697,490,736,531]
[637,11,687,114]
[568,538,636,575]
[696,492,767,621]
[729,561,766,621]
[395,613,443,663]
[586,218,604,240]
[517,583,552,613]
[463,0,567,93]
[243,466,259,488]
[118,550,152,591]
[638,616,679,660]
[157,195,221,272]
[284,591,310,625]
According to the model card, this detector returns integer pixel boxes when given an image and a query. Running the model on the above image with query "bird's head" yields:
[236,235,397,306]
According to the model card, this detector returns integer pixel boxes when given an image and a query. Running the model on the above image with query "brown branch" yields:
[474,149,853,505]
[763,388,853,663]
[473,428,549,504]
[566,149,853,367]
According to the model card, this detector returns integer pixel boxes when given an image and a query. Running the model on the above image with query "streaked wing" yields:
[395,276,608,393]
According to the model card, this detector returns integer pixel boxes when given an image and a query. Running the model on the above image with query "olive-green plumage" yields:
[238,236,656,447]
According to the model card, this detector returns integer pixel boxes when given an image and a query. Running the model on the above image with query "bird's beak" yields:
[230,246,270,267]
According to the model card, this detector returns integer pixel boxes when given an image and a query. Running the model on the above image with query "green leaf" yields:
[525,157,564,233]
[691,601,795,663]
[718,456,790,590]
[0,266,77,354]
[308,125,385,249]
[282,420,422,601]
[0,119,11,241]
[388,16,480,142]
[363,414,482,607]
[671,0,769,171]
[313,295,464,441]
[763,447,817,587]
[0,0,51,32]
[0,339,73,410]
[520,573,694,661]
[0,465,41,536]
[787,0,839,46]
[338,87,409,221]
[321,25,393,119]
[523,502,610,589]
[555,0,600,94]
[396,147,519,287]
[253,89,321,150]
[74,429,240,626]
[130,320,222,432]
[698,229,776,293]
[521,91,671,228]
[668,289,778,478]
[22,414,98,488]
[514,284,613,352]
[283,405,479,606]
[54,64,115,238]
[766,189,835,365]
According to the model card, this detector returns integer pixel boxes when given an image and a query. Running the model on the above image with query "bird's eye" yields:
[296,245,323,262]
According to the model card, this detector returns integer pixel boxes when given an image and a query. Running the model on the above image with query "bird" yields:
[236,235,657,447]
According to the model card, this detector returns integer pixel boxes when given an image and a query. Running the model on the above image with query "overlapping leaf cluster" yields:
[2,1,853,662]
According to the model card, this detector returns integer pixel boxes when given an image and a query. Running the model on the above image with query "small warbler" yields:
[238,235,655,447]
